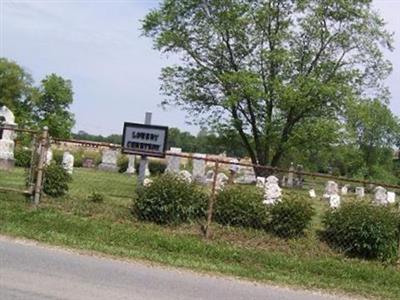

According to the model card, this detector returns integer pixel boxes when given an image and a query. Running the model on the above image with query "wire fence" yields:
[1,126,400,260]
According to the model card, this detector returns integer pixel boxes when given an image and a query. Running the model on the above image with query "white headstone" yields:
[179,170,192,183]
[229,158,240,173]
[287,163,295,187]
[166,147,181,174]
[263,175,282,205]
[143,178,153,187]
[323,181,339,200]
[0,106,17,170]
[341,185,348,195]
[45,149,53,166]
[256,176,266,188]
[62,152,74,174]
[329,194,341,209]
[309,189,316,198]
[215,173,229,191]
[387,191,396,204]
[126,155,136,174]
[374,186,388,205]
[355,187,365,198]
[99,149,118,172]
[192,153,206,183]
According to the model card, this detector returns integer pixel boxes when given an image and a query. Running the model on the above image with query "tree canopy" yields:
[143,0,394,173]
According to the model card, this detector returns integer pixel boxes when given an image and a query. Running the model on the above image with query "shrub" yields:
[53,149,64,165]
[88,192,104,203]
[323,201,400,261]
[43,162,72,197]
[134,174,208,225]
[268,195,314,238]
[214,185,268,229]
[149,159,167,174]
[118,155,129,173]
[14,147,32,168]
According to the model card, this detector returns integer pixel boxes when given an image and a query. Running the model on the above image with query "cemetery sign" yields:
[122,122,168,158]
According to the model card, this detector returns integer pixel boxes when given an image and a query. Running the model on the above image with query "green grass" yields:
[0,167,27,190]
[0,167,399,299]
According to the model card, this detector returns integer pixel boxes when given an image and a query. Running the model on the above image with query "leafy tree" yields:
[143,0,393,174]
[33,74,75,138]
[0,58,34,124]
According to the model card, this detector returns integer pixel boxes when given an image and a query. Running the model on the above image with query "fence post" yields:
[34,127,49,205]
[205,161,219,238]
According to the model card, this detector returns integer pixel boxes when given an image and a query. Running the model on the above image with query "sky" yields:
[0,0,399,136]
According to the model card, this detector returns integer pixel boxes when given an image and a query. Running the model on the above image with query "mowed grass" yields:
[0,167,400,299]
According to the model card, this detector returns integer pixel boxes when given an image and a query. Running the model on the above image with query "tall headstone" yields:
[287,162,295,187]
[355,187,365,199]
[166,147,181,174]
[45,149,53,166]
[374,186,388,205]
[0,106,17,170]
[263,176,282,205]
[62,152,74,175]
[126,155,136,174]
[98,149,118,172]
[192,153,206,183]
[323,181,341,208]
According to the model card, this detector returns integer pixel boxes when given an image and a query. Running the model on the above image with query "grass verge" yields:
[0,191,399,300]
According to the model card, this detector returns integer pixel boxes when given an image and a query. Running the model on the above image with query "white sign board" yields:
[122,122,168,158]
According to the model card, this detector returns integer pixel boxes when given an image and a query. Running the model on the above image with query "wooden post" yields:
[205,161,219,238]
[34,127,48,205]
[137,112,152,186]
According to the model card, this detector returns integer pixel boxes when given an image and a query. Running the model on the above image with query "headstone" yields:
[179,170,192,183]
[166,147,181,174]
[82,158,95,168]
[45,149,53,166]
[98,149,118,172]
[341,185,348,195]
[206,169,215,183]
[281,176,287,187]
[263,175,282,205]
[0,106,17,170]
[329,194,341,209]
[192,153,206,183]
[215,173,229,191]
[256,176,266,188]
[235,168,256,184]
[309,189,316,198]
[229,158,240,174]
[295,164,304,188]
[287,163,295,187]
[374,186,388,205]
[387,192,396,204]
[355,187,365,199]
[126,155,136,174]
[62,152,74,174]
[323,181,338,199]
[143,178,153,187]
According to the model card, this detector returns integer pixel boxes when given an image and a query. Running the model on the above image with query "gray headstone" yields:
[126,155,136,174]
[166,147,181,174]
[355,187,365,198]
[0,106,17,170]
[374,186,388,205]
[62,152,74,174]
[192,153,206,183]
[98,149,118,172]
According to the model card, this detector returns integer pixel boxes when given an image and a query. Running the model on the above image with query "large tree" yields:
[143,0,393,173]
[33,74,75,138]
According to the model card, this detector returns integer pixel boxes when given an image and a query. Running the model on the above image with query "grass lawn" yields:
[0,167,399,299]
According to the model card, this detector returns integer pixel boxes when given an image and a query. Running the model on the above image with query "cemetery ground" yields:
[0,167,400,300]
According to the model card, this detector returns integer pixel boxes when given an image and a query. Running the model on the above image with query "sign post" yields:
[121,112,168,186]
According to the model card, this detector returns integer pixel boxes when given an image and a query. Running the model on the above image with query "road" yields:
[0,237,351,300]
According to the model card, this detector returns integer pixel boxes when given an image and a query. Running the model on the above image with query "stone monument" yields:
[355,187,365,199]
[374,186,388,205]
[166,147,181,174]
[0,106,17,170]
[62,152,74,174]
[263,175,282,205]
[126,155,136,174]
[98,149,118,172]
[387,191,396,204]
[192,153,206,183]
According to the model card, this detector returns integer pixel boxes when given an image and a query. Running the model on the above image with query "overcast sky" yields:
[1,0,399,135]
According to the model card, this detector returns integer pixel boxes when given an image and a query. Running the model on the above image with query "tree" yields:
[345,99,400,181]
[143,0,392,174]
[0,58,34,124]
[33,74,75,138]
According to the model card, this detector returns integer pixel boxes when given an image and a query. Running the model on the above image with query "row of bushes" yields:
[134,175,400,261]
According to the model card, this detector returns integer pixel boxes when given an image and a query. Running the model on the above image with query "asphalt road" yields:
[0,237,351,300]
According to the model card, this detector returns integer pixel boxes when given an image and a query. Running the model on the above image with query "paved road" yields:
[0,237,351,300]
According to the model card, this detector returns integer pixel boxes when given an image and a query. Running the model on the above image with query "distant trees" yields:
[0,58,75,138]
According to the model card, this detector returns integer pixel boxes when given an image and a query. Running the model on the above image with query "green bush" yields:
[53,149,63,165]
[323,201,400,261]
[268,195,314,238]
[149,159,167,174]
[134,174,208,225]
[88,192,105,203]
[14,147,32,168]
[214,185,268,229]
[118,155,129,173]
[43,162,72,197]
